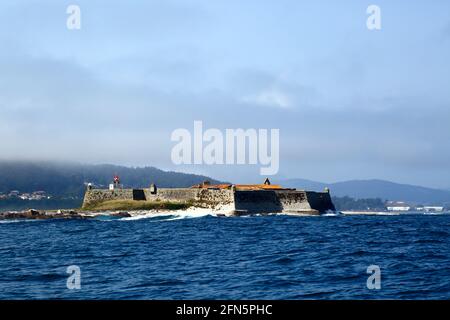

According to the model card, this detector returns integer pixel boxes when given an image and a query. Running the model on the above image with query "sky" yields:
[0,0,450,188]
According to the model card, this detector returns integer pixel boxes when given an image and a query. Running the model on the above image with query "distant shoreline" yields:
[341,210,448,215]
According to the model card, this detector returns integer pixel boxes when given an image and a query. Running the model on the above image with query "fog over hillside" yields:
[0,161,223,198]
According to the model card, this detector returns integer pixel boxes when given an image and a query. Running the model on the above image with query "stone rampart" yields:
[82,187,335,215]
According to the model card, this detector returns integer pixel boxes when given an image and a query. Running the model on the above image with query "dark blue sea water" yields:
[1,213,450,299]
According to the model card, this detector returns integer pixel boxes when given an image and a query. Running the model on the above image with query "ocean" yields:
[1,212,450,299]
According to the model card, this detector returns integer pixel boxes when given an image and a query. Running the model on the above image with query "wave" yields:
[0,219,40,224]
[341,211,401,216]
[423,212,447,215]
[0,220,23,224]
[119,208,216,222]
[322,211,342,217]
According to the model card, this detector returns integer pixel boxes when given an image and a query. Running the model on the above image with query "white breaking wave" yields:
[423,211,447,215]
[119,208,217,222]
[341,211,401,216]
[0,220,22,224]
[322,212,341,217]
[0,219,39,224]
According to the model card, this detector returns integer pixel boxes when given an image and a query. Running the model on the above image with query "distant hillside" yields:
[2,161,450,206]
[279,178,450,205]
[0,161,222,198]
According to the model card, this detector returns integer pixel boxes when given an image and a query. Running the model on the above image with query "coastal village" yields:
[0,190,51,201]
[385,201,444,213]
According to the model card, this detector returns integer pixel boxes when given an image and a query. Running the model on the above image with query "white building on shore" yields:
[423,206,444,212]
[386,201,411,211]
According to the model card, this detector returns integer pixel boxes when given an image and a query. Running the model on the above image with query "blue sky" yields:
[0,0,450,188]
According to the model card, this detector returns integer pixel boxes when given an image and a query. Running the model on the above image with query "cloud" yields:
[228,69,320,110]
[241,87,293,109]
[1,1,450,187]
[1,50,450,187]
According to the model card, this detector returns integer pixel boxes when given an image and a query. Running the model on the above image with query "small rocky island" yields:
[0,178,336,220]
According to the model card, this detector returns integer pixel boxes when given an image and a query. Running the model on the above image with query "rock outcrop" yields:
[0,209,89,220]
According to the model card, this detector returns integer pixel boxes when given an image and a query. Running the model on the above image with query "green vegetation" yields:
[332,196,386,211]
[0,161,224,198]
[81,200,193,211]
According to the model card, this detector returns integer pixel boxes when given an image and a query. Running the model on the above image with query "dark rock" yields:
[0,209,91,220]
[28,209,40,216]
[111,211,132,218]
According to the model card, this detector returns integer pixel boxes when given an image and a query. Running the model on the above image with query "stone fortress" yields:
[82,178,336,216]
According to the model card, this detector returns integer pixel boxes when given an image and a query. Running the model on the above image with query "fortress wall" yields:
[234,190,283,213]
[144,188,200,202]
[197,189,234,206]
[233,190,329,214]
[83,188,235,208]
[305,191,335,212]
[275,190,313,212]
[82,189,134,208]
[82,187,335,214]
[145,188,235,207]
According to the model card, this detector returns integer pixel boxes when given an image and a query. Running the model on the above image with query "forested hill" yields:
[279,178,450,205]
[0,161,222,198]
